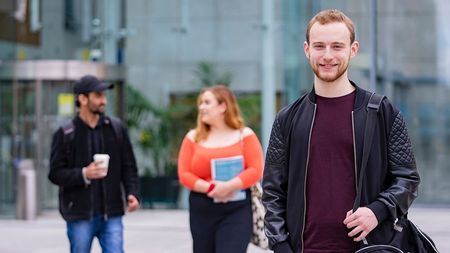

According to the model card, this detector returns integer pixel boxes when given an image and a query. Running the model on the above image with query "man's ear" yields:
[78,94,88,106]
[303,41,310,59]
[350,41,359,58]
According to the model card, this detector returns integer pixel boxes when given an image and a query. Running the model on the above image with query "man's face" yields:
[80,91,108,115]
[304,22,359,83]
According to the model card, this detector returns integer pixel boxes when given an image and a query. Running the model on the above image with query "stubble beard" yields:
[88,103,106,115]
[310,55,351,83]
[312,62,349,83]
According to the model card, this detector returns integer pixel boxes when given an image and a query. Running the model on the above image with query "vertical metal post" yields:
[81,0,92,43]
[103,0,120,64]
[369,0,378,92]
[35,79,43,214]
[261,0,276,152]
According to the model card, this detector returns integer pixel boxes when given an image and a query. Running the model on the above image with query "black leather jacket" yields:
[49,115,140,221]
[262,83,420,253]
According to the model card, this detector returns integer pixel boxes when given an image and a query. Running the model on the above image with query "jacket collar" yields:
[307,80,368,110]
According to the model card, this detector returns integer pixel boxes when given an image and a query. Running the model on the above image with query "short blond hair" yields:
[306,9,355,44]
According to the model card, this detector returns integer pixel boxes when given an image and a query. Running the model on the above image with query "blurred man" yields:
[49,75,140,253]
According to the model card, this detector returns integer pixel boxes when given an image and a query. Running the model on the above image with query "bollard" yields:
[15,159,37,220]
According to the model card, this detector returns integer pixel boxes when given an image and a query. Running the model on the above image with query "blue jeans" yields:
[67,215,124,253]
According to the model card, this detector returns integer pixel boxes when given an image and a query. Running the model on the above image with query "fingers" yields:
[346,209,353,218]
[344,207,378,241]
[85,162,107,179]
[343,211,356,225]
[348,224,363,237]
[127,195,139,212]
[354,231,369,242]
[207,181,231,199]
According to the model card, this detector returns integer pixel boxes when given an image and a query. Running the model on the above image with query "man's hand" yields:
[127,195,139,212]
[343,207,378,241]
[84,161,107,179]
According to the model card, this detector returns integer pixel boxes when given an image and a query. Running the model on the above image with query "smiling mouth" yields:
[319,64,338,70]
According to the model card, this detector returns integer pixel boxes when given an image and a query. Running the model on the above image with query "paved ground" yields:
[0,206,448,253]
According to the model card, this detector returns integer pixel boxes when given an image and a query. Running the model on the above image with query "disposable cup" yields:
[93,154,110,175]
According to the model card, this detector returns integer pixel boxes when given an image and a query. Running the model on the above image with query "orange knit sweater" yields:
[177,133,263,190]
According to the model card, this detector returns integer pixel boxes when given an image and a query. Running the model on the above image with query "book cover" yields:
[211,155,246,202]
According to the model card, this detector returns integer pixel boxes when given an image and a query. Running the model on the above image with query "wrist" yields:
[82,167,91,185]
[206,183,215,193]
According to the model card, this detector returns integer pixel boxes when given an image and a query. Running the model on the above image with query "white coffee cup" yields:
[93,154,110,175]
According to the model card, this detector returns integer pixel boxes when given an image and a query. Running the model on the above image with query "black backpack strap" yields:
[62,120,75,135]
[61,120,75,155]
[106,116,123,144]
[367,93,384,112]
[353,93,385,212]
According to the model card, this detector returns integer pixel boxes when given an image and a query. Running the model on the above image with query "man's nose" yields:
[323,46,333,59]
[101,96,108,104]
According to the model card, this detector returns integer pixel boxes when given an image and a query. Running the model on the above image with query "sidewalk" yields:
[0,206,448,253]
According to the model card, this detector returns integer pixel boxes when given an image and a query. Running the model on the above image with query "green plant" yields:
[237,93,261,137]
[194,61,232,87]
[125,85,173,177]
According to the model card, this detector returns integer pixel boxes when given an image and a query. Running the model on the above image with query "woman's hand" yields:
[207,181,237,202]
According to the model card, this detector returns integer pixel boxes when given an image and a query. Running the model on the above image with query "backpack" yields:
[61,116,123,156]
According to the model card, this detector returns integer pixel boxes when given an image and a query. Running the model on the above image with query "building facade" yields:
[0,0,449,218]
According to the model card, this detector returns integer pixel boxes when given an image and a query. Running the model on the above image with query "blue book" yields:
[211,155,246,202]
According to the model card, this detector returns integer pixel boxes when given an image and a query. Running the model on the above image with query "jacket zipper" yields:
[87,134,94,220]
[301,104,317,253]
[100,124,108,221]
[351,111,358,193]
[90,181,94,220]
[103,180,108,221]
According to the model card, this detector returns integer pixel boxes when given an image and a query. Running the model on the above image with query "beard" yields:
[88,103,106,115]
[310,55,351,83]
[312,66,347,82]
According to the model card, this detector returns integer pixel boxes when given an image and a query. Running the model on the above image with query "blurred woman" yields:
[177,85,263,253]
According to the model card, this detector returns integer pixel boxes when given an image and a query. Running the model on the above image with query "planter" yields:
[139,176,179,209]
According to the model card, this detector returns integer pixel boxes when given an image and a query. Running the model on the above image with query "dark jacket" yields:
[49,115,140,221]
[262,83,420,253]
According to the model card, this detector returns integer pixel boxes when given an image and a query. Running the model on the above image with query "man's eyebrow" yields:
[311,41,346,46]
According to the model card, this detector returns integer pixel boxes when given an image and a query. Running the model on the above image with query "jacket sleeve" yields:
[120,126,140,201]
[48,128,86,187]
[262,116,293,251]
[368,108,420,222]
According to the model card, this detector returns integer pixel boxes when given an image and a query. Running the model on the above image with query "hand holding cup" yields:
[85,154,110,179]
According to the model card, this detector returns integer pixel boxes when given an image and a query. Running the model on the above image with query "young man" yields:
[49,75,140,253]
[262,9,420,253]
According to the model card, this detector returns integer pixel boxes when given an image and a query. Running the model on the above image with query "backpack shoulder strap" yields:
[107,116,123,144]
[353,92,385,212]
[61,119,75,155]
[62,120,75,135]
[367,92,385,112]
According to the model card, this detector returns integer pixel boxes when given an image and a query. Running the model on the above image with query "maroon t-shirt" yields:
[303,91,359,253]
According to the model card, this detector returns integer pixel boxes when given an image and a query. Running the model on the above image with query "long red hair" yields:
[194,85,245,142]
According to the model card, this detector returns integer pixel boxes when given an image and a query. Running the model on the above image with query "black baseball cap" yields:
[73,75,114,94]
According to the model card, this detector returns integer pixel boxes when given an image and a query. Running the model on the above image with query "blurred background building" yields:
[0,0,449,219]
